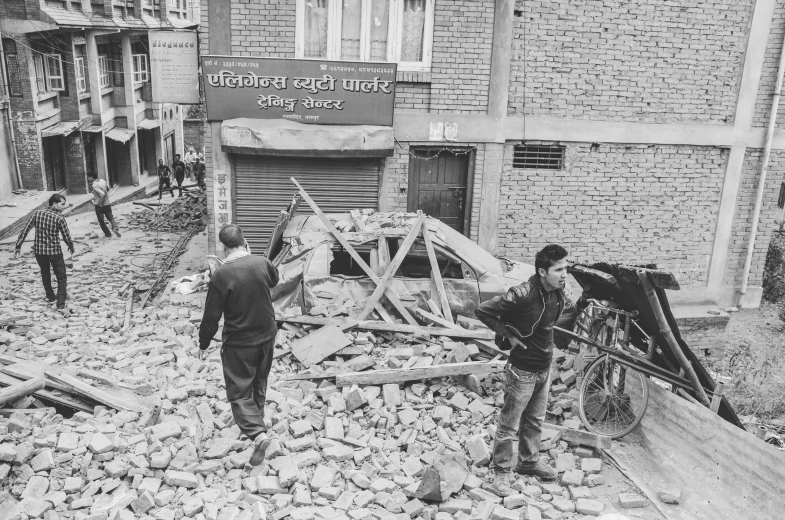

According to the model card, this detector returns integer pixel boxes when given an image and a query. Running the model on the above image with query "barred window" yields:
[3,39,23,97]
[513,145,565,170]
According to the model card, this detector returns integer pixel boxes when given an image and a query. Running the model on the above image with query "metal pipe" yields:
[738,30,785,306]
[0,36,23,190]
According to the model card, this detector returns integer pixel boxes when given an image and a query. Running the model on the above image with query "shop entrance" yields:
[42,136,66,191]
[407,148,471,235]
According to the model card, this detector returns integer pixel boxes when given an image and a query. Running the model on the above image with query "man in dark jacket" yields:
[475,244,572,495]
[172,154,186,197]
[199,224,280,466]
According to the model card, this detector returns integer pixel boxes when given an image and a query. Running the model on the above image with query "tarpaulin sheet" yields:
[608,380,785,520]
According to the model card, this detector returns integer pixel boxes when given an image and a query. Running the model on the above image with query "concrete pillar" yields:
[85,31,108,184]
[64,134,88,194]
[208,121,232,254]
[477,144,504,254]
[119,34,140,185]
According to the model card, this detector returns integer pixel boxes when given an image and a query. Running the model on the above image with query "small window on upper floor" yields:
[44,54,65,91]
[296,0,434,72]
[98,55,111,88]
[75,57,87,93]
[133,54,149,83]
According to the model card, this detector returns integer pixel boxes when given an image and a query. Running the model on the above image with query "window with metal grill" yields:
[778,182,785,210]
[513,145,565,170]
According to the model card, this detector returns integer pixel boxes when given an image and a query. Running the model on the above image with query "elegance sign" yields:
[202,56,397,126]
[149,31,200,104]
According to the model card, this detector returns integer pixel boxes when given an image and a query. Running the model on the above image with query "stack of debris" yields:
[129,193,208,233]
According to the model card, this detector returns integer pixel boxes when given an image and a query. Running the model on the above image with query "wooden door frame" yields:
[406,146,476,237]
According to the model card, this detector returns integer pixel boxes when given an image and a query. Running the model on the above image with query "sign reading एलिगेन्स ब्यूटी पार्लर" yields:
[201,56,397,126]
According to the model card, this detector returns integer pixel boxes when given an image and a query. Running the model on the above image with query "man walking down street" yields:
[157,159,174,200]
[475,244,573,496]
[193,156,206,191]
[184,148,196,182]
[88,172,121,238]
[199,224,280,466]
[14,194,75,311]
[172,154,187,197]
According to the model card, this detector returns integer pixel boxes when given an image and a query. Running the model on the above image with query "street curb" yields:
[0,198,50,242]
[66,180,159,218]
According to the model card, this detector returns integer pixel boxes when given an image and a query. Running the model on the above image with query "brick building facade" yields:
[200,0,785,309]
[0,0,196,196]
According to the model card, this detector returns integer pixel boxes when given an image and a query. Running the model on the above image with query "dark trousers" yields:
[159,177,174,199]
[35,253,67,306]
[94,205,118,237]
[175,172,185,197]
[221,337,275,440]
[195,170,205,190]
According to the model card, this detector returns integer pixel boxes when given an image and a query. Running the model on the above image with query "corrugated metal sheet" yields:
[234,156,381,254]
[606,381,785,520]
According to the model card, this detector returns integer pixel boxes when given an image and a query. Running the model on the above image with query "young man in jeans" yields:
[14,194,75,311]
[475,244,573,496]
[88,172,121,238]
[157,159,174,200]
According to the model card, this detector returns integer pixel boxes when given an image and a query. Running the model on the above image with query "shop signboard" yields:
[202,56,397,126]
[149,31,200,104]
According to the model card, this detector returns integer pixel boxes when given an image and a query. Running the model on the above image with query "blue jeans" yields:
[491,365,551,471]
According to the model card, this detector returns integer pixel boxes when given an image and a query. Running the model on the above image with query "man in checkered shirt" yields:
[14,194,75,310]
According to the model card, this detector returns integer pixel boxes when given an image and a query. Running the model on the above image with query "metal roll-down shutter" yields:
[234,156,381,253]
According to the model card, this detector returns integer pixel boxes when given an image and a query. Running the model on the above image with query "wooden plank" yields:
[541,422,612,450]
[416,308,508,358]
[426,299,443,318]
[421,218,454,324]
[290,324,353,367]
[291,178,418,325]
[122,289,133,333]
[335,361,505,386]
[45,370,143,413]
[0,407,55,415]
[0,378,45,407]
[277,315,496,340]
[710,382,725,413]
[358,214,425,321]
[0,372,94,413]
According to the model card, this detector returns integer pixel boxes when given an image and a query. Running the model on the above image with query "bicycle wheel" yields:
[578,354,649,439]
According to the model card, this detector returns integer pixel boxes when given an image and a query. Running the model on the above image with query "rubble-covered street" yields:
[0,199,666,520]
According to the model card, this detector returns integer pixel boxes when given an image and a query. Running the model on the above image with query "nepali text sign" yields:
[150,31,200,104]
[202,56,396,126]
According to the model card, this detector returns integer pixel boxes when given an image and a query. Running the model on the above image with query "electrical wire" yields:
[393,139,477,160]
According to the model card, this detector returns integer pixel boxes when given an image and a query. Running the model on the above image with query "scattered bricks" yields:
[104,460,130,478]
[88,433,114,454]
[18,497,51,519]
[257,476,287,494]
[149,421,182,441]
[659,487,682,505]
[560,369,577,386]
[70,496,94,510]
[584,474,604,488]
[503,494,529,509]
[150,450,172,468]
[352,472,372,489]
[383,384,402,407]
[291,419,314,438]
[465,435,491,466]
[433,406,453,424]
[22,476,50,499]
[63,477,83,494]
[402,456,424,477]
[561,469,584,487]
[324,417,344,440]
[397,408,419,426]
[574,447,595,459]
[30,450,55,472]
[164,470,198,488]
[581,458,602,474]
[489,506,518,520]
[323,445,354,462]
[462,474,483,490]
[131,492,156,515]
[449,392,470,411]
[329,395,347,412]
[467,488,503,504]
[286,436,316,452]
[550,384,568,396]
[540,483,563,496]
[183,498,204,517]
[524,504,542,520]
[293,449,321,467]
[155,489,176,507]
[310,465,336,490]
[439,499,473,514]
[0,443,16,462]
[345,388,367,411]
[551,497,575,513]
[403,499,425,517]
[57,433,80,452]
[139,477,162,495]
[568,486,591,500]
[575,498,604,516]
[619,493,646,508]
[204,440,234,459]
[306,410,325,430]
[555,453,575,473]
[278,462,299,487]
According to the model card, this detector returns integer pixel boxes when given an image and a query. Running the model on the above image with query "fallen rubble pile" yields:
[129,193,208,233]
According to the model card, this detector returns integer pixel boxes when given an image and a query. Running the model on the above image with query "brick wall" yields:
[64,135,88,194]
[231,0,295,57]
[508,0,752,124]
[752,2,785,127]
[723,149,785,286]
[13,120,44,191]
[430,0,493,114]
[394,83,431,112]
[497,142,727,287]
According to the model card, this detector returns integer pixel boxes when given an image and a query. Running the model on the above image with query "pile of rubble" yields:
[129,193,208,233]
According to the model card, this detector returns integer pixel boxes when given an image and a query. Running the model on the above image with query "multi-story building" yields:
[199,0,785,312]
[0,0,198,196]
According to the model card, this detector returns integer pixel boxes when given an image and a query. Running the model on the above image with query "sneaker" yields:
[515,460,558,480]
[113,228,122,238]
[249,436,271,467]
[481,469,514,497]
[56,303,69,313]
[45,295,56,303]
[105,234,112,238]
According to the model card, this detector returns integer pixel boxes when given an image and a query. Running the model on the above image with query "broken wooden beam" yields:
[277,315,496,340]
[335,360,505,386]
[0,407,55,415]
[415,308,508,358]
[290,324,354,367]
[0,378,45,408]
[421,216,454,324]
[541,422,612,450]
[44,370,143,413]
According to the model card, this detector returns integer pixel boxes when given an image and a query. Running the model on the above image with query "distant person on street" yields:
[172,154,187,197]
[475,244,573,495]
[193,156,206,191]
[87,172,121,238]
[199,224,280,466]
[157,159,174,200]
[14,194,75,311]
[184,148,196,181]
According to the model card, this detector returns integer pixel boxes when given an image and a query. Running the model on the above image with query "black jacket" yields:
[475,275,571,372]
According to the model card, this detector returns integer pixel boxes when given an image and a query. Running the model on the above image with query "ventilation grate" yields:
[513,145,564,170]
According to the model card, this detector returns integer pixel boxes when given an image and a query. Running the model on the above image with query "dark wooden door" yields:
[43,137,66,191]
[407,149,469,234]
[106,139,120,187]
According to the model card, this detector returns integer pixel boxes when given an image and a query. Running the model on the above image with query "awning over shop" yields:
[105,128,135,144]
[136,119,161,130]
[221,118,395,157]
[81,125,103,133]
[41,121,80,137]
